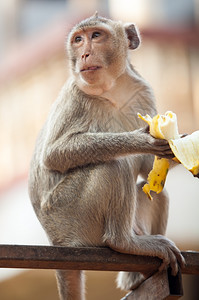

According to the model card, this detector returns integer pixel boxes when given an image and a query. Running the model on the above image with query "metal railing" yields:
[0,245,198,299]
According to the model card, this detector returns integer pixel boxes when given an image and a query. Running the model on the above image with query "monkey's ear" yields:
[125,24,140,50]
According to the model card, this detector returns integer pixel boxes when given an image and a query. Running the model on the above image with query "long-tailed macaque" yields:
[28,14,185,300]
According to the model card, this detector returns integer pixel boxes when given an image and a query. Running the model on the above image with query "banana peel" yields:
[142,156,170,201]
[138,111,199,200]
[169,131,199,177]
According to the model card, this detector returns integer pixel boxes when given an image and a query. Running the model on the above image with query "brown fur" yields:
[28,14,185,300]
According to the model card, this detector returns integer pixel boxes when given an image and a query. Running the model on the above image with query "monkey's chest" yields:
[92,108,143,133]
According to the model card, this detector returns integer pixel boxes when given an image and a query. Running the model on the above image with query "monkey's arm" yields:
[42,128,173,173]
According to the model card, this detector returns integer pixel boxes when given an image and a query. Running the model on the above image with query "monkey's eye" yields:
[92,32,101,39]
[74,36,82,43]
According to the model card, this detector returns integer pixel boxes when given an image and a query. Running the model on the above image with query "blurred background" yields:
[0,0,199,299]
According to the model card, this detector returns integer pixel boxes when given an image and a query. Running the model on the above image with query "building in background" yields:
[0,1,198,299]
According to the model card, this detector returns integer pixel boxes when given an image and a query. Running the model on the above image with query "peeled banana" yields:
[138,111,199,200]
[169,131,199,177]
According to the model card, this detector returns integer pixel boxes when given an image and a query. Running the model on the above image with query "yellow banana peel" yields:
[142,156,170,201]
[169,131,199,177]
[138,111,199,200]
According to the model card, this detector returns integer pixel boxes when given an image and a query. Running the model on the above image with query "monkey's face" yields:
[68,23,129,96]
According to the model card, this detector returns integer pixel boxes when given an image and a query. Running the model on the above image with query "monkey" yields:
[28,14,185,300]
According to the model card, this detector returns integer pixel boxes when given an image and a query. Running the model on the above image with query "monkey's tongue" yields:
[87,66,99,70]
[81,66,101,72]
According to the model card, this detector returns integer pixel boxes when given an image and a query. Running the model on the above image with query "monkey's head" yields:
[67,14,140,96]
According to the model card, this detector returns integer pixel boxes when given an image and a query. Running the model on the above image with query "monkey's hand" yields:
[109,234,185,277]
[136,127,174,200]
[135,234,186,276]
[137,126,174,159]
[138,111,199,176]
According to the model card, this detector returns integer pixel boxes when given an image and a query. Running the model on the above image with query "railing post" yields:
[121,269,183,300]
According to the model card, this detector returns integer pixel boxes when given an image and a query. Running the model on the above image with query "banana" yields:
[138,111,180,140]
[138,111,199,200]
[169,131,199,177]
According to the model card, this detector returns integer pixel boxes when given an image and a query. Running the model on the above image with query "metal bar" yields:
[181,251,199,275]
[0,245,198,275]
[0,245,160,273]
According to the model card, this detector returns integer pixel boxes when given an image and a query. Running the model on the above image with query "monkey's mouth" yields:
[81,66,101,72]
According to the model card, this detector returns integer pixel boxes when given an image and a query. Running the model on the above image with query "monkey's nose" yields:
[81,53,90,60]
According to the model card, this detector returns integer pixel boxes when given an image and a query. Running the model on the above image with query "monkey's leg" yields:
[55,270,85,300]
[135,181,169,237]
[117,181,169,291]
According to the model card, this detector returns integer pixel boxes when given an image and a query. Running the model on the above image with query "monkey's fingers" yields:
[150,135,171,148]
[172,250,186,275]
[157,153,175,159]
[150,236,185,276]
[147,139,173,158]
[153,140,174,156]
[153,138,170,146]
[159,245,185,277]
[153,140,174,155]
[158,249,177,275]
[142,125,150,134]
[140,111,199,177]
